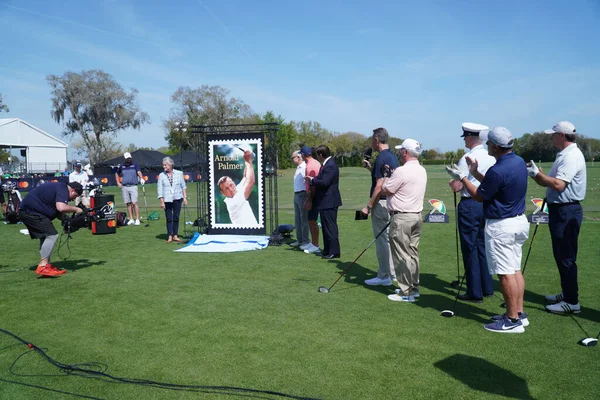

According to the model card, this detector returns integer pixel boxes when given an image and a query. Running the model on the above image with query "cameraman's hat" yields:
[461,122,489,137]
[123,152,132,159]
[68,181,83,196]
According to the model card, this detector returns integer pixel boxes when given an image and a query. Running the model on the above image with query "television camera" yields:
[62,206,106,235]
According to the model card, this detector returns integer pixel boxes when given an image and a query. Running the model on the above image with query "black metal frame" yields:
[182,123,279,236]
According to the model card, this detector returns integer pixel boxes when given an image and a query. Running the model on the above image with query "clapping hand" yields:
[445,163,466,181]
[527,160,540,177]
[465,156,478,175]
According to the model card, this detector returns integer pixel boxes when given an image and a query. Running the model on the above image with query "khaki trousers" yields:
[389,212,422,295]
[372,200,395,280]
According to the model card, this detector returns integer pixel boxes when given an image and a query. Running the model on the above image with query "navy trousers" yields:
[320,208,340,256]
[458,198,493,298]
[548,203,583,305]
[165,199,183,237]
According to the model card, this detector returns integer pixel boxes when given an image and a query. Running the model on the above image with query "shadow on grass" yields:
[434,354,534,400]
[26,259,107,272]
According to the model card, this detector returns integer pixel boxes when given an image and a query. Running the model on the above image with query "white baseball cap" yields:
[480,127,513,148]
[461,122,489,137]
[544,121,576,135]
[395,138,423,155]
[123,152,132,159]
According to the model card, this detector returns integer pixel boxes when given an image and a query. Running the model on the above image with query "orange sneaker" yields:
[35,264,65,277]
[49,265,67,275]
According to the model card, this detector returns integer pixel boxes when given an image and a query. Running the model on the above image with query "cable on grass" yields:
[0,327,321,400]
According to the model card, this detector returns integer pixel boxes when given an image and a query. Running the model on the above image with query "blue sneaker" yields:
[484,316,524,333]
[491,312,529,327]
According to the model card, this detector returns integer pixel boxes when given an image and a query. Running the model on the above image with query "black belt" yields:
[379,196,387,200]
[389,210,420,215]
[548,201,580,207]
[124,184,136,187]
[294,190,306,194]
[461,196,473,200]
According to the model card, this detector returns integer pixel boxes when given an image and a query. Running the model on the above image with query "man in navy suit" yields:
[305,145,342,259]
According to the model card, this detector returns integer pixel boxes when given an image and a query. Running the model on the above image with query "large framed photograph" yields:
[208,134,265,234]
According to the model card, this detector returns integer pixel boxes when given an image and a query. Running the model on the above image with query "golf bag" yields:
[2,184,21,224]
[116,212,129,227]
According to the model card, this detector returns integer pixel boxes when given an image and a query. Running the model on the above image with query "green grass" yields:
[1,164,599,399]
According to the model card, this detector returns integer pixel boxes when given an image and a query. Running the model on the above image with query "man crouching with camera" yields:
[19,181,84,277]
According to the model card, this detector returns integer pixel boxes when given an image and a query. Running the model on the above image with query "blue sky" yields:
[1,0,599,159]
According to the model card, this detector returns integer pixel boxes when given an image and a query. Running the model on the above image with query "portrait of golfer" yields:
[211,140,262,228]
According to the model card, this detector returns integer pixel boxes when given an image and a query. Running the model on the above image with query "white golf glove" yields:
[139,178,145,185]
[527,160,539,177]
[445,163,466,181]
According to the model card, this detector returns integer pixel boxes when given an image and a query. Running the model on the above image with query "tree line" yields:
[3,71,600,168]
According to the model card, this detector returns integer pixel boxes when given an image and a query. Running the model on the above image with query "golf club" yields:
[440,222,482,318]
[441,272,466,318]
[450,190,461,288]
[578,330,599,347]
[318,221,391,294]
[142,184,150,227]
[500,198,546,308]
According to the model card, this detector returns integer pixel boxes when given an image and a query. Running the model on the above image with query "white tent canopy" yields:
[0,118,68,173]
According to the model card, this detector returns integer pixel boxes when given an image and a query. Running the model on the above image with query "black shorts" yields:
[19,210,57,239]
[308,207,319,221]
[0,187,5,204]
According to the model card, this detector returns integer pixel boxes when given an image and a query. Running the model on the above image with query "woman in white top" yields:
[157,157,187,243]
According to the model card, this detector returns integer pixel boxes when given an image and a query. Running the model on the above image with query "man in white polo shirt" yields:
[527,121,586,314]
[290,149,309,248]
[449,123,496,302]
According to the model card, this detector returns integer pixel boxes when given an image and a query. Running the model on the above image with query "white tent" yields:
[0,118,68,173]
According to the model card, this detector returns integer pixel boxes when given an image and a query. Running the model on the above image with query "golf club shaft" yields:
[142,185,150,220]
[326,221,391,291]
[454,191,460,280]
[521,198,545,275]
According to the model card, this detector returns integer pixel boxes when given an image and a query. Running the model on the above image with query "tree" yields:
[164,85,254,151]
[293,121,332,148]
[0,93,8,113]
[256,111,297,169]
[71,136,124,163]
[0,149,9,163]
[46,70,150,165]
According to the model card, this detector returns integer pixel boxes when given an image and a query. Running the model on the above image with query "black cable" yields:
[0,377,103,399]
[0,328,320,400]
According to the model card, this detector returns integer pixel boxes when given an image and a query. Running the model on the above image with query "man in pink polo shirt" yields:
[301,145,322,254]
[381,138,427,303]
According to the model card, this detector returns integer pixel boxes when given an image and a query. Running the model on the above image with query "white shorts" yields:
[485,215,529,275]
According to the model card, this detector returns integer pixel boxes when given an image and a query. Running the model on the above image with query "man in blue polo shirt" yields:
[447,127,529,333]
[115,152,145,226]
[361,127,399,287]
[527,121,586,314]
[19,181,84,277]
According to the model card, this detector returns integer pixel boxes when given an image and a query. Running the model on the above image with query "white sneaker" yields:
[134,219,141,226]
[545,292,564,304]
[127,219,135,226]
[290,241,300,247]
[304,244,321,254]
[546,301,580,314]
[396,288,420,298]
[387,294,415,303]
[365,276,393,286]
[299,243,312,251]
